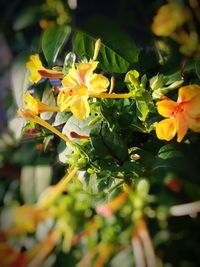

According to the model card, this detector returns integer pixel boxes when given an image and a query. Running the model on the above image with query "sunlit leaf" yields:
[42,25,71,66]
[20,165,52,204]
[73,30,138,73]
[11,52,30,108]
[40,88,56,120]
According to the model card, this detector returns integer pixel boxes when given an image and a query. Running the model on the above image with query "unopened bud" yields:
[93,38,101,60]
[150,74,165,91]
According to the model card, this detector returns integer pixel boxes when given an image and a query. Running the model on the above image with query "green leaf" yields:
[20,165,52,204]
[90,122,128,163]
[195,57,200,79]
[11,52,30,108]
[135,90,153,121]
[13,7,39,31]
[73,30,138,73]
[153,144,199,183]
[80,16,139,65]
[110,248,134,267]
[8,117,26,139]
[40,88,56,121]
[57,140,72,163]
[62,115,94,144]
[42,25,71,66]
[53,112,71,126]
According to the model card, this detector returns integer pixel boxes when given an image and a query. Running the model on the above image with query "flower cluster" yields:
[2,1,200,266]
[152,1,200,55]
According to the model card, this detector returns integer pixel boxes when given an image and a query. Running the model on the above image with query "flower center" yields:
[172,102,185,116]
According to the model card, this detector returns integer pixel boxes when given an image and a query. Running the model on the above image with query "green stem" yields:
[108,181,124,193]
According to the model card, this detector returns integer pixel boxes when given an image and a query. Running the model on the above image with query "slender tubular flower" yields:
[18,108,74,147]
[132,219,156,267]
[76,244,99,267]
[72,219,101,245]
[170,200,200,217]
[151,3,191,37]
[26,54,63,83]
[0,230,59,267]
[58,61,110,120]
[37,167,78,209]
[96,192,128,217]
[27,230,60,267]
[93,243,112,267]
[2,169,77,237]
[94,92,133,99]
[24,92,60,115]
[76,242,112,267]
[4,205,53,236]
[0,243,27,267]
[156,85,200,142]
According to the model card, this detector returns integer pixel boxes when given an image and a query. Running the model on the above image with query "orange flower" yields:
[156,85,200,142]
[151,3,191,37]
[0,231,59,267]
[0,243,27,267]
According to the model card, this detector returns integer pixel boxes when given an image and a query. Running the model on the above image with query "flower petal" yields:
[157,100,177,117]
[24,92,39,114]
[156,118,176,141]
[29,55,43,67]
[188,116,200,132]
[70,96,90,120]
[77,61,98,85]
[29,72,42,84]
[57,91,74,112]
[26,54,45,83]
[62,68,79,88]
[151,3,191,37]
[88,73,109,95]
[178,85,200,116]
[175,112,188,142]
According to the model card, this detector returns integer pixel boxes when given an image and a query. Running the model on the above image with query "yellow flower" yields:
[24,92,60,115]
[151,3,191,37]
[179,31,200,55]
[156,85,200,142]
[57,61,109,120]
[26,54,63,83]
[26,54,45,83]
[5,205,52,236]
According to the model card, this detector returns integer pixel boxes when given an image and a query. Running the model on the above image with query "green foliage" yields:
[73,30,138,73]
[1,0,200,267]
[195,57,200,80]
[11,52,30,108]
[153,144,200,183]
[42,25,71,66]
[90,121,128,164]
